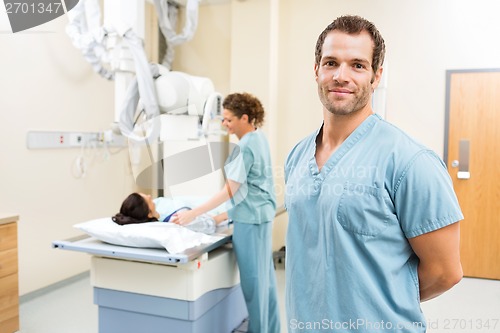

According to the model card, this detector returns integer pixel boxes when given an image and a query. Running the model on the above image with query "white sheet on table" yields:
[74,218,223,254]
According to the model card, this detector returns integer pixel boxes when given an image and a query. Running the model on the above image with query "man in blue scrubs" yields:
[284,15,463,332]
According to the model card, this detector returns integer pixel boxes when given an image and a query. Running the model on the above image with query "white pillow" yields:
[74,218,223,254]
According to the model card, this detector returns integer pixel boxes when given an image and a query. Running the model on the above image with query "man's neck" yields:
[321,108,372,147]
[315,108,372,170]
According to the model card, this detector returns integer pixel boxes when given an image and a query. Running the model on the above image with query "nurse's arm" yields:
[191,180,240,215]
[171,180,240,225]
[407,222,463,302]
[213,212,229,224]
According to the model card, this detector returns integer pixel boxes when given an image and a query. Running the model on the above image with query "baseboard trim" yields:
[20,271,90,304]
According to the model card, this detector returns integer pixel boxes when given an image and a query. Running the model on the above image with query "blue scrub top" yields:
[284,114,463,332]
[225,129,276,224]
[153,197,186,222]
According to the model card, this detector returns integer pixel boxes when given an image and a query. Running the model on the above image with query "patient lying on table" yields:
[112,193,227,234]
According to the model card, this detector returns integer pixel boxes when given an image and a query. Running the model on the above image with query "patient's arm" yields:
[171,180,240,225]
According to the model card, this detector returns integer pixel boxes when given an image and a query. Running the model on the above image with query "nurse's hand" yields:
[171,210,197,225]
[213,212,229,224]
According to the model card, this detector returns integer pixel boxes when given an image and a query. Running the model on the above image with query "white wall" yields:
[173,4,232,95]
[4,0,500,294]
[0,17,137,294]
[176,0,500,250]
[275,0,500,154]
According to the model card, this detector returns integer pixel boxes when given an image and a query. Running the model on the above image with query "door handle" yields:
[456,139,470,179]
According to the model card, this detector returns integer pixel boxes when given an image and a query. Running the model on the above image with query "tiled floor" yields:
[19,265,500,333]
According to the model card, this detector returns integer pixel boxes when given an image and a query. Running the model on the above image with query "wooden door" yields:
[445,70,500,280]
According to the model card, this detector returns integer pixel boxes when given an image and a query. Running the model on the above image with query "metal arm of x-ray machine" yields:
[67,0,222,141]
[60,3,248,332]
[67,0,225,194]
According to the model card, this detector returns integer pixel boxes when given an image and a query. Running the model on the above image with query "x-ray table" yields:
[53,227,247,333]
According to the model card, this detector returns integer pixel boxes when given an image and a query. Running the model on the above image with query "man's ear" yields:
[314,63,319,79]
[371,67,383,91]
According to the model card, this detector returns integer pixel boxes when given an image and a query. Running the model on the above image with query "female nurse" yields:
[171,92,280,333]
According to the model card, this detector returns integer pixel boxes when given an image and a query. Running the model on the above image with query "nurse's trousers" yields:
[233,221,281,333]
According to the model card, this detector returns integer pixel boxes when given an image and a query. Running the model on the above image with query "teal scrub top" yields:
[225,129,276,224]
[284,114,463,332]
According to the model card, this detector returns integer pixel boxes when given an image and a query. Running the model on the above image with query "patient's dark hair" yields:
[112,192,158,225]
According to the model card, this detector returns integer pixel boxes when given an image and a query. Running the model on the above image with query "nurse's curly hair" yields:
[112,192,158,225]
[223,92,265,128]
